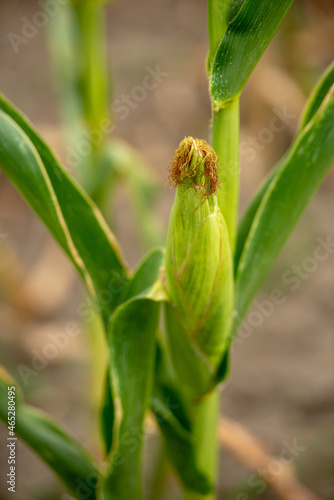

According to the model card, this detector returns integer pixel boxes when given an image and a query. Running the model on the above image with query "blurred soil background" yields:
[0,0,334,499]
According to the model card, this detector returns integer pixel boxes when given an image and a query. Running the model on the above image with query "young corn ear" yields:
[164,137,234,399]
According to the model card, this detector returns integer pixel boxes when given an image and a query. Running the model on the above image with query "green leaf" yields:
[100,251,164,499]
[120,248,164,303]
[101,297,160,500]
[0,366,100,500]
[210,0,294,105]
[234,169,277,274]
[99,248,164,457]
[207,1,247,69]
[100,368,114,456]
[235,61,334,275]
[214,349,230,385]
[232,85,334,338]
[0,94,130,327]
[207,0,231,65]
[298,60,334,131]
[153,367,192,434]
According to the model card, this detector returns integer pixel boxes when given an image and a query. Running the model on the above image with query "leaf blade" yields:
[0,367,100,500]
[210,0,294,105]
[0,95,130,325]
[235,61,334,276]
[233,86,334,337]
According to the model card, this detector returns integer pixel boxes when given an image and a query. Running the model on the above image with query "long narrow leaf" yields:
[0,366,100,500]
[99,248,164,458]
[234,169,277,274]
[207,0,231,64]
[232,86,334,337]
[210,0,294,105]
[298,60,334,131]
[0,95,130,325]
[235,61,334,274]
[119,248,164,303]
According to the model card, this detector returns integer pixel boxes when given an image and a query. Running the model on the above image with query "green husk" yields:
[164,137,234,399]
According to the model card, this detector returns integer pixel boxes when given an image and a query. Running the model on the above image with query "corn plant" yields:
[0,1,333,499]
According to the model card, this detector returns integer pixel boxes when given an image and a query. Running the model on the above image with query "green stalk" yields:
[212,98,240,252]
[73,1,111,197]
[205,5,239,500]
[183,390,219,500]
[74,1,110,132]
[208,0,240,251]
[48,0,111,197]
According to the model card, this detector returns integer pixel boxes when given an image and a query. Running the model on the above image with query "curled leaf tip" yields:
[168,136,220,196]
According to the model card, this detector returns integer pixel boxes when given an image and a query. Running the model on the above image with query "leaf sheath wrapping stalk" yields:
[102,298,159,500]
[101,250,164,499]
